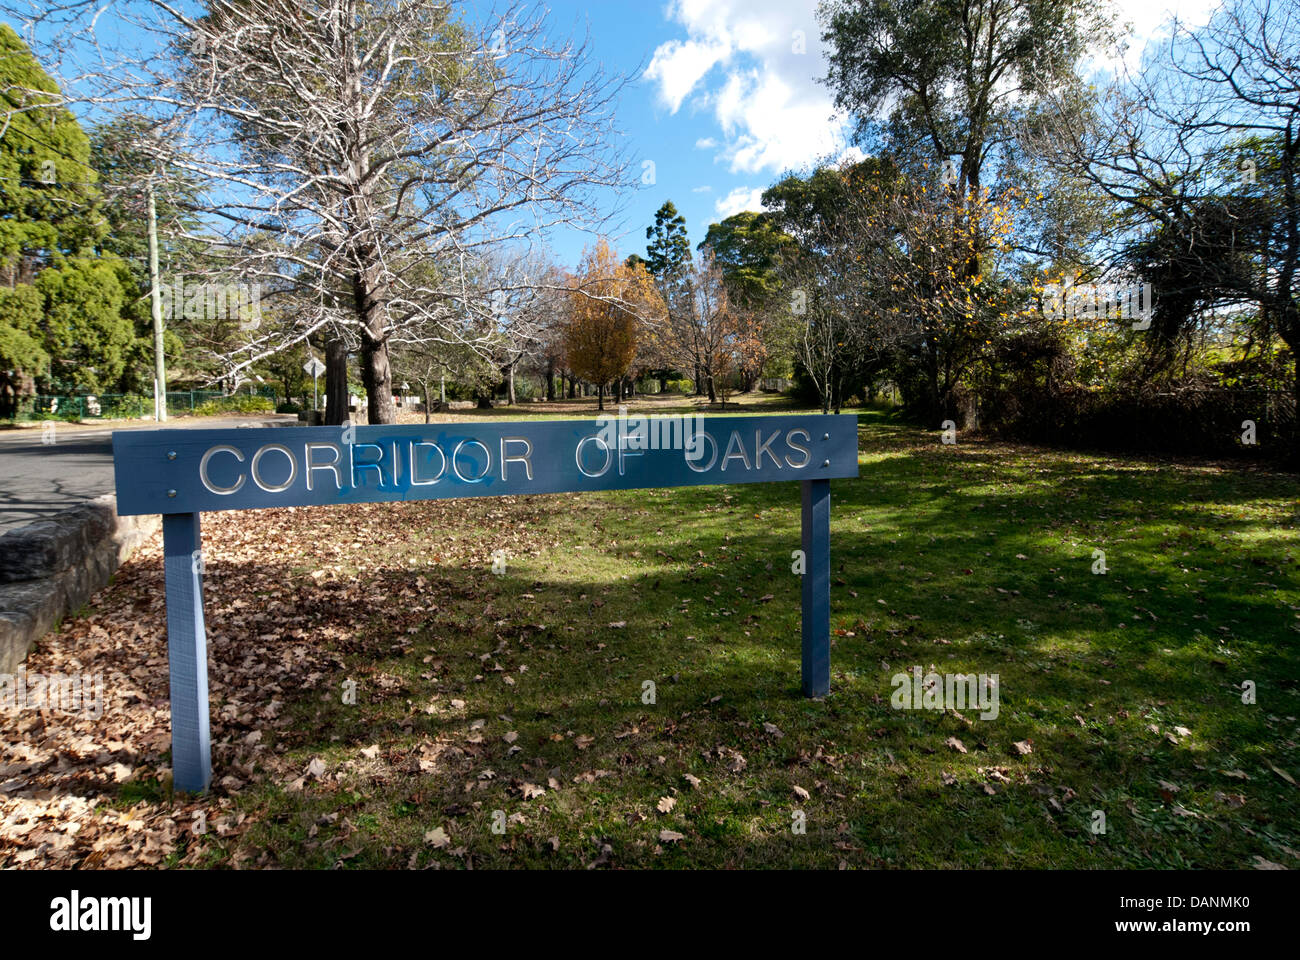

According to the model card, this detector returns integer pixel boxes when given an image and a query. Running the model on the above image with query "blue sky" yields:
[9,0,1222,272]
[540,0,1224,269]
[542,0,857,267]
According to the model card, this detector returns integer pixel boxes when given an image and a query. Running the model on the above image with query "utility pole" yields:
[147,180,168,422]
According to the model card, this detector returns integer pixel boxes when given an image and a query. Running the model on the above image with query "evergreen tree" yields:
[0,24,146,396]
[644,201,691,280]
[0,23,104,281]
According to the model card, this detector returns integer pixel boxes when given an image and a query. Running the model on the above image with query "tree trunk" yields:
[354,264,396,425]
[1288,328,1300,454]
[694,363,703,395]
[324,339,349,426]
[925,338,941,424]
[597,382,605,411]
[546,358,556,401]
[360,336,395,424]
[421,381,431,424]
[507,363,517,405]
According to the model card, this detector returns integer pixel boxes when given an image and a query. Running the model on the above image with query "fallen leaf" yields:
[1268,762,1296,786]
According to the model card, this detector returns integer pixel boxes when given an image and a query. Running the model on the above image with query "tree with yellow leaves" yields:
[563,240,665,410]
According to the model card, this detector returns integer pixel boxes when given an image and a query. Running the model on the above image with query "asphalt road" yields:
[0,416,296,533]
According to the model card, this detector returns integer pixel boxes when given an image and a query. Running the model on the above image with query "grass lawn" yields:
[4,406,1298,869]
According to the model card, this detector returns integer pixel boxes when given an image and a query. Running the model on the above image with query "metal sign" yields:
[113,413,859,792]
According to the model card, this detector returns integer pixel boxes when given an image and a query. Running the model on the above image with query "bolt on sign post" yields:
[113,414,859,792]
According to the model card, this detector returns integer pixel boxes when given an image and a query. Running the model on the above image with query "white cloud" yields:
[648,0,1226,178]
[644,36,731,113]
[1088,0,1222,75]
[646,0,851,176]
[834,145,868,168]
[1112,0,1222,52]
[692,184,713,193]
[714,186,766,218]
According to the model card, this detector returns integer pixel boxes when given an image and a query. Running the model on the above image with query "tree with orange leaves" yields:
[563,240,665,410]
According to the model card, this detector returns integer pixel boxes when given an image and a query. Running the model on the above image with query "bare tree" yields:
[483,250,568,406]
[1023,0,1299,411]
[646,250,735,403]
[9,0,633,423]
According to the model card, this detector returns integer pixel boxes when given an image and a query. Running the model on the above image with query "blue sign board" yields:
[113,414,859,515]
[113,413,859,792]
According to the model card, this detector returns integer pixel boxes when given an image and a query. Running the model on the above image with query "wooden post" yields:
[163,513,211,793]
[800,479,831,697]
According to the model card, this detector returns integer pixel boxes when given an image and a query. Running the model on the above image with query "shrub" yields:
[276,401,302,414]
[98,395,153,419]
[192,395,275,416]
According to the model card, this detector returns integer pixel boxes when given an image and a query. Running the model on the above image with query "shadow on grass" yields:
[172,431,1300,869]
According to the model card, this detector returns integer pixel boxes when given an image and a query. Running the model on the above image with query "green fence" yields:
[2,388,278,422]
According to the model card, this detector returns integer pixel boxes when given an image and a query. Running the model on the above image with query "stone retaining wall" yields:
[0,496,159,673]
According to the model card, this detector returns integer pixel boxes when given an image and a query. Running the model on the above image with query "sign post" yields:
[114,414,858,793]
[304,356,325,411]
[162,513,211,792]
[801,478,831,697]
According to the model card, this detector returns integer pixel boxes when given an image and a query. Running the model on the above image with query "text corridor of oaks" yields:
[112,414,860,792]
